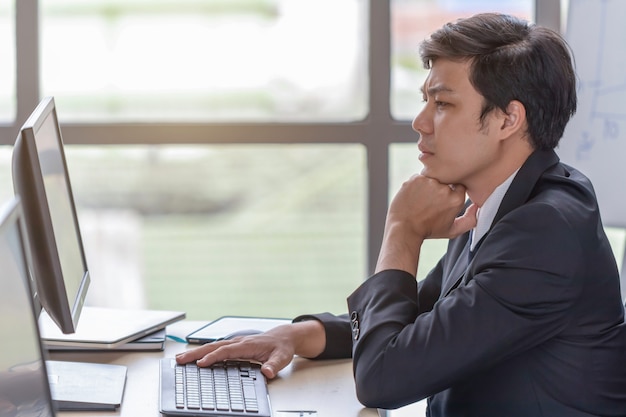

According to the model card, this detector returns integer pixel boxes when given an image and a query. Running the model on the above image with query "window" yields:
[0,1,15,122]
[70,144,366,319]
[40,0,367,122]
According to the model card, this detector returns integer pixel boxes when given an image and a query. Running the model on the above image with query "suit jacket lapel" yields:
[440,232,471,297]
[492,149,559,226]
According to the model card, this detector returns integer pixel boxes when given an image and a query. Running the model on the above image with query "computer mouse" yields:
[220,329,263,341]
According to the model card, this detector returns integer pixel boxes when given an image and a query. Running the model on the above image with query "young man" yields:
[177,13,626,416]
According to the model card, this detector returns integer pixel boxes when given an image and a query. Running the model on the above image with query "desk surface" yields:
[51,321,379,417]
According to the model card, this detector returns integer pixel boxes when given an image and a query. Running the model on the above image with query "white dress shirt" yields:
[470,170,519,251]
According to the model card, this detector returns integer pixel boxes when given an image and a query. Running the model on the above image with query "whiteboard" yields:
[558,0,626,228]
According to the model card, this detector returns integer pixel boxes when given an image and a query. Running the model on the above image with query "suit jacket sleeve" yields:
[292,312,353,359]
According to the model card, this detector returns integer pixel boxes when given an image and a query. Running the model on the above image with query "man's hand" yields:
[375,175,477,275]
[175,320,326,379]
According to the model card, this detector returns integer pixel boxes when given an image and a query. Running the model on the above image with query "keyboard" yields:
[159,358,272,416]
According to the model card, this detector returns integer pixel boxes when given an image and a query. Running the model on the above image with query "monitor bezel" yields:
[12,96,90,334]
[0,197,43,321]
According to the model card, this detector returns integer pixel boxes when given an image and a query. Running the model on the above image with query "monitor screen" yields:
[0,197,55,417]
[12,96,90,334]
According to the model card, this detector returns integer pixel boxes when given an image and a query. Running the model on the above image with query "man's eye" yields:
[435,101,447,108]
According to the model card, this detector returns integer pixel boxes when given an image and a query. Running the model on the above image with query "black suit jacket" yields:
[298,150,626,416]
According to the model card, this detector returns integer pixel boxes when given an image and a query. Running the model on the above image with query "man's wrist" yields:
[290,320,326,359]
[375,223,423,275]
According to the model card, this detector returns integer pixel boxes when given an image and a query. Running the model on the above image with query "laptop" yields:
[39,306,185,349]
[0,199,56,417]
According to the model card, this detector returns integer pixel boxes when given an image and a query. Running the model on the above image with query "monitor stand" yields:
[46,359,127,411]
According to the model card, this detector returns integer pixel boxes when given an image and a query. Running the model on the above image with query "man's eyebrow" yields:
[421,84,454,96]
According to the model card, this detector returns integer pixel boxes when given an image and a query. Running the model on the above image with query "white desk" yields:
[51,321,379,417]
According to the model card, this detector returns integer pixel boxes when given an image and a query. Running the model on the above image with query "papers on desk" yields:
[47,360,127,411]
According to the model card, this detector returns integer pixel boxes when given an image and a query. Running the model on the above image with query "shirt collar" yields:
[470,169,519,251]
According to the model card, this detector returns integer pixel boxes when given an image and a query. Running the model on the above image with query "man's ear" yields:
[500,100,526,136]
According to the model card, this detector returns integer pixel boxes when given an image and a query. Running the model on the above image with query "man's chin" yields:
[420,168,442,182]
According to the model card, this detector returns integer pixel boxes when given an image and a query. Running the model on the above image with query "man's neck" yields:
[466,141,533,206]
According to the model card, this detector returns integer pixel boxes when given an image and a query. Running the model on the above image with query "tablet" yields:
[186,316,291,344]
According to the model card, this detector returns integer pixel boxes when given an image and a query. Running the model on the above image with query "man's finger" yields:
[451,203,478,238]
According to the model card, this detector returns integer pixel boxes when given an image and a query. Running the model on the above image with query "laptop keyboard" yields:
[175,361,263,413]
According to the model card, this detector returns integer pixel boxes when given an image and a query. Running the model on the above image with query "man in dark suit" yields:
[178,13,626,416]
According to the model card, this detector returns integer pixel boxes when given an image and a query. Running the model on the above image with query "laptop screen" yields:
[0,198,55,417]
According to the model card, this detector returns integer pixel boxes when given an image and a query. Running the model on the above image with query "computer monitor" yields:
[0,197,56,417]
[12,96,90,334]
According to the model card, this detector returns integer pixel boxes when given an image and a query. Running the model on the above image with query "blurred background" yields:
[2,0,609,321]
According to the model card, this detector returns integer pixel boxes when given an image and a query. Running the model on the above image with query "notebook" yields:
[39,305,185,349]
[159,358,272,417]
[50,328,167,352]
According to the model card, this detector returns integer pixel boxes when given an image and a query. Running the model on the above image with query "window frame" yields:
[3,0,561,275]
